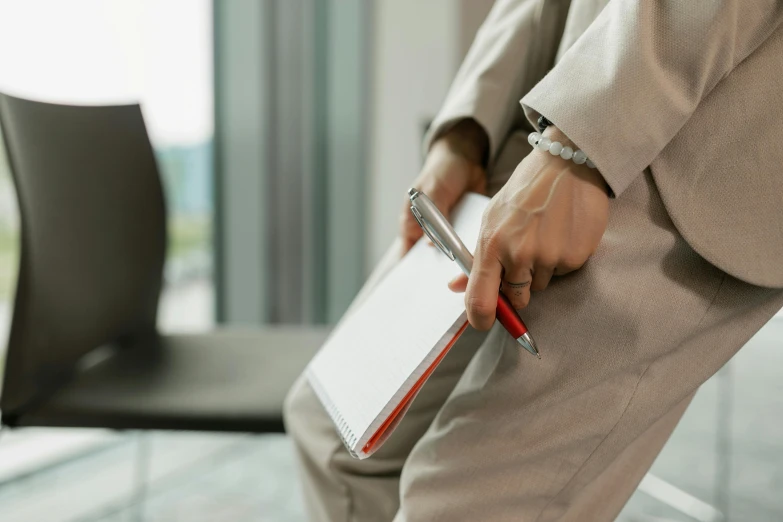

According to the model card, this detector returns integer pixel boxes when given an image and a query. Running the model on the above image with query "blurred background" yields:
[0,1,780,521]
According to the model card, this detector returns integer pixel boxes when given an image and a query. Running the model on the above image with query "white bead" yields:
[549,141,563,156]
[560,146,573,160]
[573,150,587,164]
[537,137,552,151]
[528,132,540,147]
[586,159,596,169]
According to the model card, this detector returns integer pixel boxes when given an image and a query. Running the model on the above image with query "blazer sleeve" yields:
[425,0,542,164]
[522,0,783,197]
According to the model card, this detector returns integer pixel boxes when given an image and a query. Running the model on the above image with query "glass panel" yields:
[0,1,214,518]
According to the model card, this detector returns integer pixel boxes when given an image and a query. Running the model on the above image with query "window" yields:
[0,1,216,518]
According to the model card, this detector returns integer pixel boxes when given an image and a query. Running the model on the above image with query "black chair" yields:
[0,92,327,432]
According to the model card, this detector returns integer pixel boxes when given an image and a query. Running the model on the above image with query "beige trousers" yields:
[284,171,783,522]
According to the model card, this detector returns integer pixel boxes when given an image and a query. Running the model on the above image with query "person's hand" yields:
[400,119,488,253]
[449,129,610,330]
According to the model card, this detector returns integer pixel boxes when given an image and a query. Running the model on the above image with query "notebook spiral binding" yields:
[306,369,361,459]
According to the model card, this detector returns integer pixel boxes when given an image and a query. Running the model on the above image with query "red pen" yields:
[408,188,540,358]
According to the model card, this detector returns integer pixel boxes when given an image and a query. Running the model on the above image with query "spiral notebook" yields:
[306,193,489,459]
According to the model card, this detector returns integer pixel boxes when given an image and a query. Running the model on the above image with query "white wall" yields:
[366,0,459,268]
[365,0,494,270]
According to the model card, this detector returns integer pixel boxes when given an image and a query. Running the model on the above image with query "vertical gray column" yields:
[267,0,324,324]
[310,0,330,324]
[213,0,272,324]
[325,0,371,323]
[214,0,371,326]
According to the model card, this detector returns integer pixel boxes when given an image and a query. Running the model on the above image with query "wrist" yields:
[541,125,611,196]
[433,118,489,167]
[542,126,572,149]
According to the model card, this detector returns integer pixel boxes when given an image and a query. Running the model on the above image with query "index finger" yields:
[400,200,424,253]
[464,239,503,330]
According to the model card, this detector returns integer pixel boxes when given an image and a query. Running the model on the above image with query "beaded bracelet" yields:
[528,132,596,169]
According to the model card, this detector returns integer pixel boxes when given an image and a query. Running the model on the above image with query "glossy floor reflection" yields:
[0,433,305,522]
[0,319,780,522]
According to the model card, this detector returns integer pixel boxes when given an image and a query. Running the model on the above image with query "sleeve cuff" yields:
[423,91,519,171]
[521,94,640,198]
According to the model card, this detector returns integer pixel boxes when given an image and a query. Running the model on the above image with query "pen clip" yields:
[410,206,455,261]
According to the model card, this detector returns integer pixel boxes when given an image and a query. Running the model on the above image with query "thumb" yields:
[448,273,469,293]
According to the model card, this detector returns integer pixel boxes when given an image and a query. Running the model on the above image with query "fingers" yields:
[501,263,533,310]
[499,239,557,307]
[464,240,503,330]
[399,183,456,253]
[399,200,423,253]
[448,273,469,293]
[531,265,554,292]
[456,241,559,315]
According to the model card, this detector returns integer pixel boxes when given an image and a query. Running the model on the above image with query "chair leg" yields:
[132,431,151,522]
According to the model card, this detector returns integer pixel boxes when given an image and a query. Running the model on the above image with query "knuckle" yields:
[537,250,559,269]
[478,230,502,256]
[465,295,496,329]
[510,244,534,266]
[560,253,585,272]
[466,295,495,317]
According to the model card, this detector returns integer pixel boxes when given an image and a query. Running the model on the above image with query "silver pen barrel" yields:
[408,189,474,275]
[408,188,540,359]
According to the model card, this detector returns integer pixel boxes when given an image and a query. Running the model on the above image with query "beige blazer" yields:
[428,0,783,288]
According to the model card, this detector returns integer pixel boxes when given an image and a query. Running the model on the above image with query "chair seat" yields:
[16,327,330,432]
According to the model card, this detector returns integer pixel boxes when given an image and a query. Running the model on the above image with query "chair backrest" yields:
[0,93,166,417]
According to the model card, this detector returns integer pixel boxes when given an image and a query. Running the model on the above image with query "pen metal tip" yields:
[517,332,540,359]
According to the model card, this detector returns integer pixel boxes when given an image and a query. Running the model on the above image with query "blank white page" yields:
[307,193,489,458]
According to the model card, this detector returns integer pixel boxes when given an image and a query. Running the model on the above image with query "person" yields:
[284,1,783,520]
